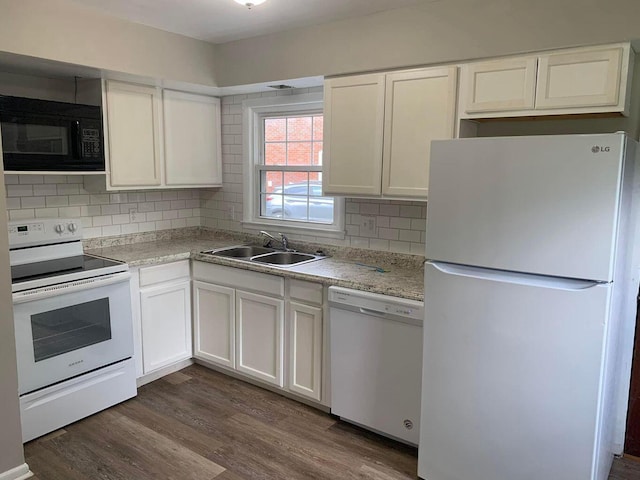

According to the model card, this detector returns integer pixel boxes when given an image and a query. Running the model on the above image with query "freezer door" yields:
[419,262,610,480]
[426,134,626,281]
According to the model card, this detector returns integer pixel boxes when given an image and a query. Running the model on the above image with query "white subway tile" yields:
[46,196,69,207]
[121,223,140,234]
[399,229,421,243]
[5,197,21,209]
[83,227,102,238]
[145,192,162,201]
[9,209,35,220]
[369,239,389,251]
[146,211,162,221]
[155,220,172,230]
[360,203,380,215]
[69,195,90,206]
[170,200,186,210]
[171,218,187,228]
[21,197,46,209]
[138,222,156,232]
[178,209,194,218]
[93,215,113,227]
[81,205,101,217]
[390,217,412,229]
[389,241,411,254]
[411,218,426,231]
[400,205,423,218]
[44,175,67,184]
[161,191,178,201]
[33,184,57,196]
[7,185,33,197]
[162,210,178,220]
[18,175,44,184]
[57,184,80,195]
[138,202,155,213]
[379,204,400,217]
[4,175,19,185]
[90,194,110,205]
[101,204,120,215]
[112,214,130,225]
[101,225,122,236]
[155,201,171,211]
[80,217,93,228]
[58,206,81,218]
[35,208,59,218]
[109,193,126,204]
[186,217,200,227]
[376,216,390,228]
[378,228,399,240]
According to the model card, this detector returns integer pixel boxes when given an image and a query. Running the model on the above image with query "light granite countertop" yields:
[86,231,425,302]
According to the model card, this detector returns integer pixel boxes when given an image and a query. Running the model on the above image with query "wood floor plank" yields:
[23,364,640,480]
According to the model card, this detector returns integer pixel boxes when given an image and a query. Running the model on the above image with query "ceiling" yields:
[66,0,425,44]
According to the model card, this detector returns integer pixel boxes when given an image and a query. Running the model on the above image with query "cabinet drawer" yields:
[193,262,284,297]
[288,279,323,305]
[139,260,190,287]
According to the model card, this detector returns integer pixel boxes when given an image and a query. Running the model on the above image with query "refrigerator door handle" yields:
[428,261,603,291]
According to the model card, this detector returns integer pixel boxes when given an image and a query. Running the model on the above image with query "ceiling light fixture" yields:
[234,0,267,9]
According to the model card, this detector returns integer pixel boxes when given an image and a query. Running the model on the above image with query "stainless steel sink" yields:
[206,245,276,258]
[250,251,320,266]
[203,245,326,267]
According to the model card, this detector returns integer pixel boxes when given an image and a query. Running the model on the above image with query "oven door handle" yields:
[12,272,131,304]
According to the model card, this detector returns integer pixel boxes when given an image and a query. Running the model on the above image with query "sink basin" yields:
[250,251,323,266]
[207,245,276,258]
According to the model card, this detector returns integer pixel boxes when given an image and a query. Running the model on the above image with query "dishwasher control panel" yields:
[328,286,424,323]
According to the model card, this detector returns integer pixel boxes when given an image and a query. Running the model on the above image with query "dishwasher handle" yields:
[358,307,389,318]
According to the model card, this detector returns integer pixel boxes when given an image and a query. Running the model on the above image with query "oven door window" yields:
[1,122,70,156]
[31,298,112,362]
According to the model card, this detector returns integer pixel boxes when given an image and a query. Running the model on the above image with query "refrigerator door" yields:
[419,262,610,480]
[426,134,626,282]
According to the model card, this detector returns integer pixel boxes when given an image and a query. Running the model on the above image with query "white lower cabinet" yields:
[193,281,235,368]
[236,291,284,387]
[137,261,192,375]
[192,262,324,403]
[287,301,322,401]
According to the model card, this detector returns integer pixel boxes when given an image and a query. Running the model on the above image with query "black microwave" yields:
[0,95,105,172]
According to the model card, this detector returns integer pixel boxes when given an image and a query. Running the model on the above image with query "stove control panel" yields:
[8,218,83,248]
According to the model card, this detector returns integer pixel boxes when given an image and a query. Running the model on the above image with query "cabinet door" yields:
[140,279,192,373]
[236,290,284,387]
[105,81,162,187]
[193,281,235,368]
[462,57,537,114]
[287,301,322,401]
[163,90,222,187]
[382,67,457,199]
[323,74,385,196]
[535,46,624,110]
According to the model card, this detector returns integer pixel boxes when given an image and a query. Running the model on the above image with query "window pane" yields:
[312,142,323,165]
[312,116,323,141]
[287,116,312,141]
[265,118,286,142]
[261,171,283,193]
[287,142,312,166]
[265,142,286,166]
[262,193,283,218]
[282,195,310,221]
[284,172,308,191]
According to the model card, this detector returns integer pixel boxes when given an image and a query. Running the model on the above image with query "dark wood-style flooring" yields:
[23,364,640,480]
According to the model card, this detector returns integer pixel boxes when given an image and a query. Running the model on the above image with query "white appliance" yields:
[329,286,424,444]
[419,133,640,480]
[9,218,137,442]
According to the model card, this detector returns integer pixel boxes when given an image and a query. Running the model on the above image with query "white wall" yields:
[0,0,217,87]
[214,0,640,86]
[0,134,27,479]
[200,89,427,255]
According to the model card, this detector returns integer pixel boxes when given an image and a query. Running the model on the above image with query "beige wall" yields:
[0,139,26,475]
[214,0,640,86]
[0,0,217,87]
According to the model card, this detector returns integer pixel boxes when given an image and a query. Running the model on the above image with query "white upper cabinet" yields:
[461,57,537,114]
[105,81,162,188]
[459,43,633,119]
[535,45,626,110]
[102,80,222,190]
[382,67,457,198]
[323,67,457,200]
[163,90,222,187]
[323,73,386,196]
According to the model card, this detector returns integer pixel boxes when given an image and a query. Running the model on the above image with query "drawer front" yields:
[193,262,284,297]
[139,260,190,287]
[288,279,323,305]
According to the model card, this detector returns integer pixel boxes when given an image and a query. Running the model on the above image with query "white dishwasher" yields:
[329,286,424,445]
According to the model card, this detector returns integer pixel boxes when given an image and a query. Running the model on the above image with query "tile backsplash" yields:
[200,88,427,256]
[4,175,202,238]
[2,89,427,255]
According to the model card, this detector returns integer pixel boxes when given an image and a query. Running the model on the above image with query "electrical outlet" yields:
[129,209,138,223]
[361,215,376,235]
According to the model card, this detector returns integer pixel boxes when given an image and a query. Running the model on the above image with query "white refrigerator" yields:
[419,133,640,480]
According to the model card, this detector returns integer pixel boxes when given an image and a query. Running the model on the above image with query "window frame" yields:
[242,93,345,238]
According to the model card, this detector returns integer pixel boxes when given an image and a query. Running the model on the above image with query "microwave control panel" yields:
[81,126,102,158]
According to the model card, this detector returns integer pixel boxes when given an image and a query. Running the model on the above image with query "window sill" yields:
[241,219,346,240]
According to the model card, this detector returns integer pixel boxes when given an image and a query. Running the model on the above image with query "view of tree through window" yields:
[259,114,334,224]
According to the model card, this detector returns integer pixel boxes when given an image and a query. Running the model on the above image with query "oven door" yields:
[12,272,133,395]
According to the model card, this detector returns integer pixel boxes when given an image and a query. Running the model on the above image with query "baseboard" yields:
[136,358,194,387]
[0,463,33,480]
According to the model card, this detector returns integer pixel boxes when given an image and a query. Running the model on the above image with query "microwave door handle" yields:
[72,120,82,159]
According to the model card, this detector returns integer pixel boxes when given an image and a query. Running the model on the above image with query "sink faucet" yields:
[260,231,290,251]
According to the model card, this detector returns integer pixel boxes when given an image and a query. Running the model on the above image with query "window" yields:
[243,94,344,237]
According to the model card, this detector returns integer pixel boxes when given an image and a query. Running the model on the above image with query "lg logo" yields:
[592,146,611,153]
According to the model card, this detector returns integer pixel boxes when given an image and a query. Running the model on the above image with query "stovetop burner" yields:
[11,254,125,284]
